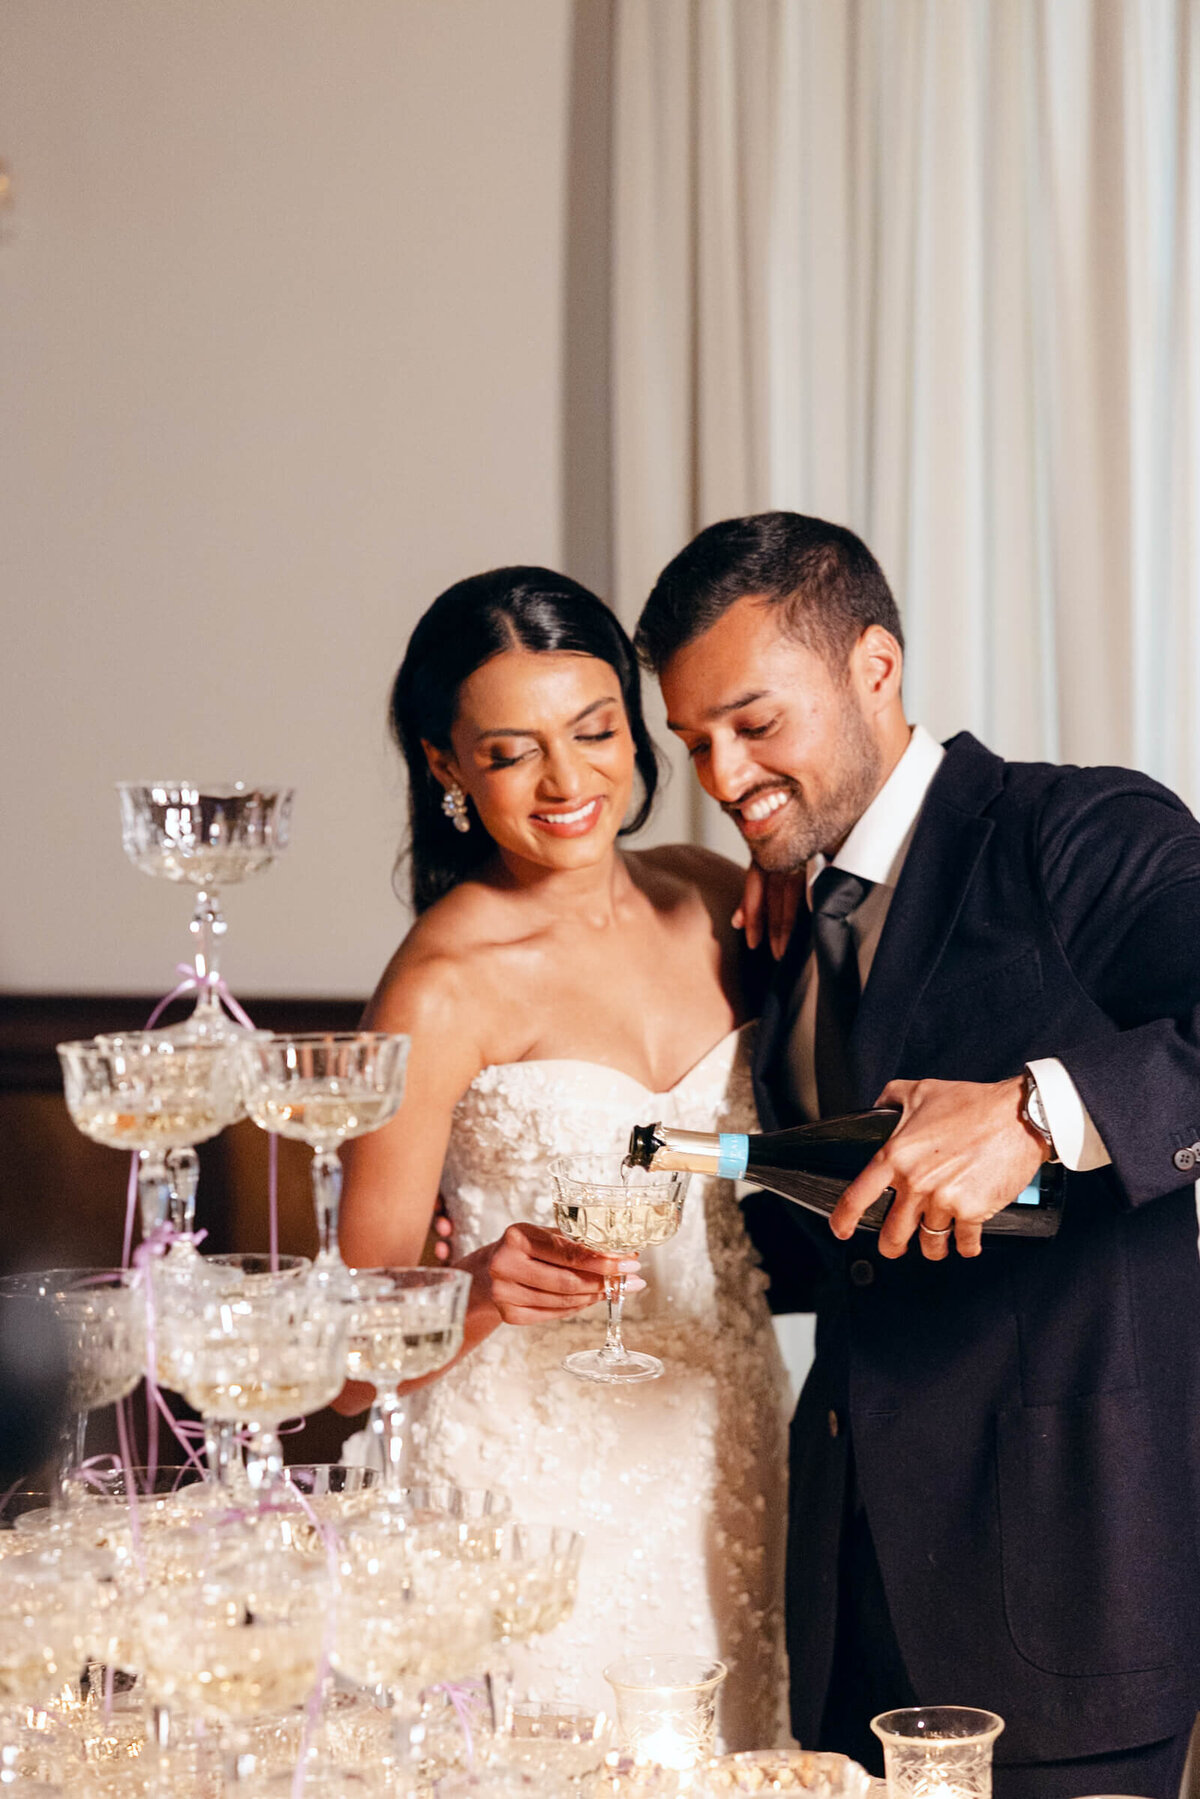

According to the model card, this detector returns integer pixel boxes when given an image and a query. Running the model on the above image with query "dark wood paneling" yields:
[0,992,364,1092]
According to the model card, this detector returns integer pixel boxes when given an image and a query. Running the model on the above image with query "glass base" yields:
[562,1348,663,1384]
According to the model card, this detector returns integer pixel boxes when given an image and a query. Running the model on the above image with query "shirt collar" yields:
[806,723,945,904]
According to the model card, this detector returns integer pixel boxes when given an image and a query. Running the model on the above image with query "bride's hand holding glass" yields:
[469,1222,644,1328]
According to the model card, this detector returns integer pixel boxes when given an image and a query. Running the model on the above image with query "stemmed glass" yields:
[344,1268,470,1489]
[163,1271,350,1491]
[0,1270,145,1498]
[131,1529,327,1787]
[550,1155,689,1383]
[238,1033,411,1282]
[154,1253,311,1487]
[57,1032,244,1239]
[116,781,293,1045]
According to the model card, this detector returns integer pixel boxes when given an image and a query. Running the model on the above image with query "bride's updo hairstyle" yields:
[391,567,660,913]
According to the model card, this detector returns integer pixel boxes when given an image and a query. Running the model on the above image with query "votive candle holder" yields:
[604,1656,726,1770]
[870,1707,1004,1799]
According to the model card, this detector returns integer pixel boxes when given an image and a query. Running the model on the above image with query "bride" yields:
[338,566,790,1747]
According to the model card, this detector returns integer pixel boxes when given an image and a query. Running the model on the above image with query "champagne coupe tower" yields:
[116,782,293,1045]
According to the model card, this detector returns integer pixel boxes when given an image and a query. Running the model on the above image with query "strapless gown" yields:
[406,1024,791,1748]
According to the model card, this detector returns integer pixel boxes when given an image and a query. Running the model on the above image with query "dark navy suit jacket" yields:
[745,731,1200,1763]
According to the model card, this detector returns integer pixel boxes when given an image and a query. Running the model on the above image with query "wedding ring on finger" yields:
[918,1221,953,1238]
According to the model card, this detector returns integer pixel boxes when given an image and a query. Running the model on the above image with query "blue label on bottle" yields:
[717,1133,750,1180]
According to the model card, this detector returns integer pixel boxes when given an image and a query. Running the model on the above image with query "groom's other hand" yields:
[733,863,805,960]
[829,1077,1049,1260]
[482,1223,644,1325]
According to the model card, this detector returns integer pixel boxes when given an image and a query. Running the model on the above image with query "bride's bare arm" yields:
[334,940,622,1411]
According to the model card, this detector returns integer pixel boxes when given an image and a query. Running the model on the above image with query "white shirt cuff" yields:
[1026,1058,1112,1172]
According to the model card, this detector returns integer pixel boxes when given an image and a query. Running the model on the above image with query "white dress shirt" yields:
[786,724,1110,1172]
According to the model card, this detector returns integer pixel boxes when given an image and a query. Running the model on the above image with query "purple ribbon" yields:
[426,1679,489,1770]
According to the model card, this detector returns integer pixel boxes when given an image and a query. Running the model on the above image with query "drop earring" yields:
[441,783,470,833]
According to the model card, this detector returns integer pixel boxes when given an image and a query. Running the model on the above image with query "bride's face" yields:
[430,649,637,874]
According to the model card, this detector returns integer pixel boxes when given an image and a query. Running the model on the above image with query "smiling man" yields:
[635,511,1200,1799]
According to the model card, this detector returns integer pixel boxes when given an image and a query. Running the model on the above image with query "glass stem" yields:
[205,1421,244,1489]
[56,1411,88,1502]
[311,1149,344,1265]
[601,1275,628,1364]
[486,1666,514,1735]
[222,1728,256,1786]
[243,1426,284,1491]
[369,1387,409,1491]
[384,1680,428,1768]
[189,887,226,1020]
[166,1146,199,1236]
[137,1151,172,1237]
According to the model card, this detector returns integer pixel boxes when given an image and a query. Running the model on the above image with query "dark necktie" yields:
[810,866,874,1118]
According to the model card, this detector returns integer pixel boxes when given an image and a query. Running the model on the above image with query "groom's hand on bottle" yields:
[483,1223,644,1326]
[828,1076,1048,1260]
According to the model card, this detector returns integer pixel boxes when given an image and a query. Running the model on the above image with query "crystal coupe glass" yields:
[58,1032,243,1238]
[116,781,293,1045]
[131,1529,327,1788]
[550,1156,689,1383]
[165,1271,350,1491]
[344,1268,470,1489]
[0,1270,145,1497]
[153,1253,311,1486]
[239,1033,411,1281]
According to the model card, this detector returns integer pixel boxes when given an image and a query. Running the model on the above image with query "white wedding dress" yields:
[406,1023,792,1749]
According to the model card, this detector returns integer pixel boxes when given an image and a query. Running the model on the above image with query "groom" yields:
[633,512,1200,1799]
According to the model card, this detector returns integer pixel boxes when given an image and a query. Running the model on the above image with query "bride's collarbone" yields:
[478,968,739,1094]
[445,884,737,1086]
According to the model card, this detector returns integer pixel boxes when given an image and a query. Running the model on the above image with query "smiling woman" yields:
[390,568,659,912]
[334,565,792,1744]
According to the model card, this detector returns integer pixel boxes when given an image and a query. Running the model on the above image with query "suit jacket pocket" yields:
[996,1390,1178,1677]
[922,946,1044,1015]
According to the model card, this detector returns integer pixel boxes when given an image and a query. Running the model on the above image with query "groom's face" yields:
[660,593,883,872]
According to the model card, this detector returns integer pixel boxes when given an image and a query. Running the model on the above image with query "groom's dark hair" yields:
[634,511,904,675]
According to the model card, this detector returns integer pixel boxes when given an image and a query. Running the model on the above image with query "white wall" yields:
[0,0,576,998]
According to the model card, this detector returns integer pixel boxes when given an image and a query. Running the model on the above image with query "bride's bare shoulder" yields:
[364,879,541,1044]
[628,843,746,919]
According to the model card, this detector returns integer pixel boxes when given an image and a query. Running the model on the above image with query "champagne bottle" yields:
[626,1108,1064,1239]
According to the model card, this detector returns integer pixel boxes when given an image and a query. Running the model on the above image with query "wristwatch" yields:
[1020,1069,1060,1164]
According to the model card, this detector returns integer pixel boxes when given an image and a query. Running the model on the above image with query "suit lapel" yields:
[848,735,1002,1105]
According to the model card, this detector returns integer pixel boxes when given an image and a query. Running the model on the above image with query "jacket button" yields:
[849,1259,874,1288]
[1175,1146,1195,1173]
[827,1409,840,1439]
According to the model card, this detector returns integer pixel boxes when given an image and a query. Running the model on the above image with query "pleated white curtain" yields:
[612,0,1200,847]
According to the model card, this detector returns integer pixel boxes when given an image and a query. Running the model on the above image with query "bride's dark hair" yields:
[391,567,660,913]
